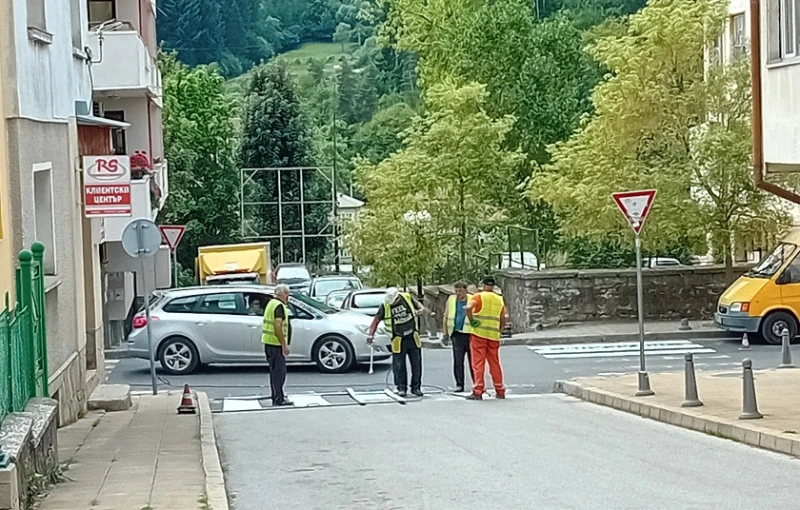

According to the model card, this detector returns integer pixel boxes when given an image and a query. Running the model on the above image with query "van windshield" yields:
[748,243,797,278]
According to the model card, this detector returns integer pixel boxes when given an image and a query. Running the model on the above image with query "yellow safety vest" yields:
[446,294,473,335]
[383,292,421,353]
[471,291,504,341]
[262,299,289,346]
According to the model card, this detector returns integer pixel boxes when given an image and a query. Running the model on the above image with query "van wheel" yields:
[760,312,797,345]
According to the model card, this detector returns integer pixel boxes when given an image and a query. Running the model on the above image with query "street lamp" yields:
[403,210,431,301]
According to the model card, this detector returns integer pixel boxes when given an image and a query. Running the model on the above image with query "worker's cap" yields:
[482,276,496,286]
[384,287,400,304]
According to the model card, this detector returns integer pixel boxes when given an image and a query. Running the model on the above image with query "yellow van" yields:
[715,228,800,344]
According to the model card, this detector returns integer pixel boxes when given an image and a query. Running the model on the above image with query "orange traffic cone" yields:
[739,333,750,350]
[177,384,197,414]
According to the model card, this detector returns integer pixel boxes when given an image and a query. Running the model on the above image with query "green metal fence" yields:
[0,243,49,423]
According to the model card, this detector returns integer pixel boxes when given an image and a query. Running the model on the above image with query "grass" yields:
[224,42,358,101]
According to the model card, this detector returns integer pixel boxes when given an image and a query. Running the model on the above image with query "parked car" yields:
[339,289,388,316]
[325,290,352,309]
[126,285,391,375]
[642,257,683,268]
[274,263,312,294]
[309,275,363,301]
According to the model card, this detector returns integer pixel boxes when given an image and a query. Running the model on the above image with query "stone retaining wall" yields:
[496,266,748,334]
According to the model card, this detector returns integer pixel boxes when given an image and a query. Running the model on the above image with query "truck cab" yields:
[715,228,800,344]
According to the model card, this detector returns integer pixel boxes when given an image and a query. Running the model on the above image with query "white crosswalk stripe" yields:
[104,359,120,380]
[527,340,715,360]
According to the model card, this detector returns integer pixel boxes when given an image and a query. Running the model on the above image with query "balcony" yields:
[86,28,161,99]
[101,159,169,242]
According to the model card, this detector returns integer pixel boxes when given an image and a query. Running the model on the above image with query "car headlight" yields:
[730,302,750,313]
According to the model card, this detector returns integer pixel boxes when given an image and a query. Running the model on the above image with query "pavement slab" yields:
[561,367,800,457]
[36,391,207,510]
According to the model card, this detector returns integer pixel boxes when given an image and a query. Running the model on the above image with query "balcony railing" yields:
[86,29,161,97]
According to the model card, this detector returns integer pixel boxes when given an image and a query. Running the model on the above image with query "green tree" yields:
[347,81,525,283]
[529,0,784,261]
[159,53,241,277]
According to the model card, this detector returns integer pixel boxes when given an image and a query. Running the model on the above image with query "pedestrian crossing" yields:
[527,340,716,360]
[104,359,120,380]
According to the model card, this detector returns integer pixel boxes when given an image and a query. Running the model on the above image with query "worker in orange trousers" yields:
[465,276,507,400]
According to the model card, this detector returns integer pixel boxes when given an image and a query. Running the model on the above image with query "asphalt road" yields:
[216,394,800,510]
[107,337,785,402]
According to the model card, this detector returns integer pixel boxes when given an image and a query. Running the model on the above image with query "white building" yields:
[84,0,170,348]
[0,0,107,423]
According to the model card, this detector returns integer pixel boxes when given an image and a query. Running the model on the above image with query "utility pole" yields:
[332,62,340,274]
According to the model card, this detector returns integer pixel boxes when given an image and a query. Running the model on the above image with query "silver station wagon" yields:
[126,285,391,375]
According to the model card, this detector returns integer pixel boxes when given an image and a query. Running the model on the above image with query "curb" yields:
[554,380,800,458]
[198,392,229,510]
[105,348,133,360]
[422,329,735,349]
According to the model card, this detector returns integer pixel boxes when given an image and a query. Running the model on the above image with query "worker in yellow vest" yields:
[262,284,293,407]
[466,276,507,400]
[367,287,425,397]
[442,281,474,392]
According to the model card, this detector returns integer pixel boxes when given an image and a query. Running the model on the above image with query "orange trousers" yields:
[470,335,504,396]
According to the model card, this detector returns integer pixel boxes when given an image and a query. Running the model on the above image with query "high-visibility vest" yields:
[262,299,289,346]
[471,291,504,341]
[383,292,421,353]
[446,294,473,335]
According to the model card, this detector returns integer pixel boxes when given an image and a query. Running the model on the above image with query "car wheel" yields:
[760,312,797,346]
[313,336,355,374]
[158,337,200,375]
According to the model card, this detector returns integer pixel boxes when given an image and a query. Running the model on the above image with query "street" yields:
[215,394,800,510]
[107,337,784,411]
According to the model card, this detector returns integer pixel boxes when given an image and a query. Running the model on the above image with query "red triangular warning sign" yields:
[159,225,186,252]
[612,189,656,235]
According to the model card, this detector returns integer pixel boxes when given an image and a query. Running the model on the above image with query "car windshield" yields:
[352,292,385,309]
[277,266,311,282]
[291,292,337,314]
[748,243,796,278]
[314,278,360,296]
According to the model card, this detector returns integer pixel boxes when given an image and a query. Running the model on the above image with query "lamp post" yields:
[403,210,431,302]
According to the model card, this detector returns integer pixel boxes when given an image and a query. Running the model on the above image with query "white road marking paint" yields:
[528,340,715,360]
[223,399,262,412]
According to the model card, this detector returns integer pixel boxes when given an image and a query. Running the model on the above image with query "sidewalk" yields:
[419,319,734,349]
[558,368,800,458]
[35,390,226,510]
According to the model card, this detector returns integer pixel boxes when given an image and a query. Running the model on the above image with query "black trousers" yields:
[393,335,422,392]
[451,331,474,389]
[264,344,287,404]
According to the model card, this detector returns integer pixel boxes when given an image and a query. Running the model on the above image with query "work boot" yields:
[412,389,424,397]
[495,393,506,400]
[397,389,407,398]
[274,399,293,407]
[454,386,465,393]
[465,393,483,401]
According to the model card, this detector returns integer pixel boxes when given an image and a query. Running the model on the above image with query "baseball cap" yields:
[482,276,496,286]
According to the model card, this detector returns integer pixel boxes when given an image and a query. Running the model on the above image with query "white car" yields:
[126,285,391,375]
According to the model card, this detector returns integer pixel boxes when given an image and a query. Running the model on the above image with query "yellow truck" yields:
[196,242,272,286]
[715,227,800,345]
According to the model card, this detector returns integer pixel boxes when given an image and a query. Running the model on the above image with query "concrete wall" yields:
[496,266,749,334]
[0,45,12,302]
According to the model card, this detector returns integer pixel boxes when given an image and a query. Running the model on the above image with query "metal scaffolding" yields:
[239,167,335,266]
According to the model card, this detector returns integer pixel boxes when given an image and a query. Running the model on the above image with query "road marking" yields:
[528,340,715,360]
[223,399,262,412]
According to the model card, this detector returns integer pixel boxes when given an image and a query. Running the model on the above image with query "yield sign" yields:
[159,225,186,252]
[612,189,656,235]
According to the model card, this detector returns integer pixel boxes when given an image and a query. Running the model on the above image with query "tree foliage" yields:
[529,0,788,263]
[346,82,525,283]
[159,53,241,275]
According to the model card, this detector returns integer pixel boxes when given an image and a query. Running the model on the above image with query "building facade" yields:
[85,0,169,348]
[0,41,12,302]
[0,0,102,423]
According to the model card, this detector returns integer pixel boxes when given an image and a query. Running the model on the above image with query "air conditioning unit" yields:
[93,101,104,117]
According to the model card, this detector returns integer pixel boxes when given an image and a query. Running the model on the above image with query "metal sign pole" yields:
[634,229,653,396]
[172,248,178,288]
[134,222,158,396]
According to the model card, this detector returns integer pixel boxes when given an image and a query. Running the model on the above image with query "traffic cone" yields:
[740,333,750,350]
[177,384,197,414]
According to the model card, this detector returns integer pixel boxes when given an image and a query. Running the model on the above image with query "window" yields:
[287,302,313,320]
[88,0,115,27]
[104,111,127,155]
[243,293,267,316]
[731,14,746,60]
[783,255,800,283]
[27,0,47,31]
[32,163,56,275]
[197,293,244,315]
[768,0,800,61]
[352,293,385,310]
[162,296,200,313]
